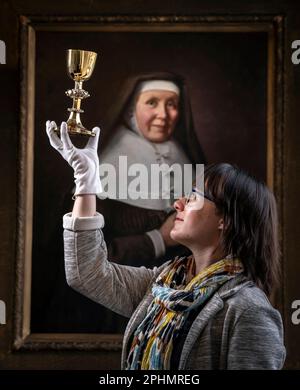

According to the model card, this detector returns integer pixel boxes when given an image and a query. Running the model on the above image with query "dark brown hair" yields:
[204,163,280,296]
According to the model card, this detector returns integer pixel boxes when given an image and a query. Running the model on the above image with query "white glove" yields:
[46,120,102,196]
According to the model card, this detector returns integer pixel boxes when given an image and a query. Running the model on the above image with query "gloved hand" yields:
[46,120,102,196]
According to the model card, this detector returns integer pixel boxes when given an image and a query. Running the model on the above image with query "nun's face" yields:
[135,90,179,143]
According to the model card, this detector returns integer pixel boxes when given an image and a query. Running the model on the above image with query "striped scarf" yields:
[126,255,244,370]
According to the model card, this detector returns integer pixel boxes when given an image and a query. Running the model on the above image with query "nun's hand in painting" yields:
[46,120,102,196]
[159,212,178,247]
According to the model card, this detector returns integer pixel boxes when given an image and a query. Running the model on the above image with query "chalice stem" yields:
[72,96,82,112]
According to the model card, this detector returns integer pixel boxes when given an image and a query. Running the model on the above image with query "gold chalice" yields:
[55,49,97,137]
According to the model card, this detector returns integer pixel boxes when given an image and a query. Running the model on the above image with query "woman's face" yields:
[170,190,224,250]
[135,89,179,143]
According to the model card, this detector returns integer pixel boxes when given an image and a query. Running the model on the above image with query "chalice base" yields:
[53,119,95,137]
[66,119,95,137]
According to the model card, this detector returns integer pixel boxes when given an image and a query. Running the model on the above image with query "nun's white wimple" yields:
[136,80,180,96]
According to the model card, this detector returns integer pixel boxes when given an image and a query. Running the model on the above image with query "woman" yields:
[46,123,285,368]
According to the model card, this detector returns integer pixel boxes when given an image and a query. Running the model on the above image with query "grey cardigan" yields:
[63,212,286,370]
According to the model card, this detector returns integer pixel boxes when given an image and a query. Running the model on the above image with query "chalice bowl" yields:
[55,49,97,137]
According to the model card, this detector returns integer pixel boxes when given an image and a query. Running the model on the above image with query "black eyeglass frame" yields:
[184,187,215,205]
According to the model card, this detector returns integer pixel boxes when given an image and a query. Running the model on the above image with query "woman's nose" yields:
[174,198,185,211]
[156,104,167,119]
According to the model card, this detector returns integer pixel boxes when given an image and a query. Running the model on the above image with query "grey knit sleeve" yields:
[227,304,286,369]
[63,212,159,318]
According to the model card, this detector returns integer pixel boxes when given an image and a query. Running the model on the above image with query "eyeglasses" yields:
[184,187,215,206]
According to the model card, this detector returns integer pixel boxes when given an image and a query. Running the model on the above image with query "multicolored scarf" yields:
[126,255,244,370]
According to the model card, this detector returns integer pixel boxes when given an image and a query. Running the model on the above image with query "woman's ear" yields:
[218,218,224,231]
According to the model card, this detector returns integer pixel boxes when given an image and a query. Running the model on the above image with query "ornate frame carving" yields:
[15,14,284,351]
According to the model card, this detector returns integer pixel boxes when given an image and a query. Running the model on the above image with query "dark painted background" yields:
[31,30,267,333]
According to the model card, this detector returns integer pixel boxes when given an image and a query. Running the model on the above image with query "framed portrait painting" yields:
[15,14,283,351]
